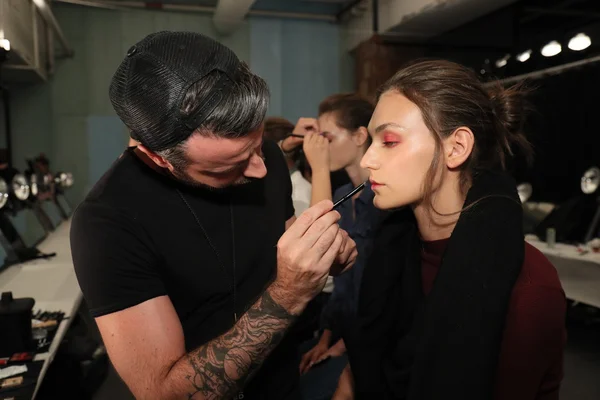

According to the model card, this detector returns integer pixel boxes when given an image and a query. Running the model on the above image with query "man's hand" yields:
[303,132,330,172]
[270,200,344,315]
[331,230,357,276]
[299,339,330,375]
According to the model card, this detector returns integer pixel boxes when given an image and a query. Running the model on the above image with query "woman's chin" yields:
[373,193,409,210]
[373,194,393,210]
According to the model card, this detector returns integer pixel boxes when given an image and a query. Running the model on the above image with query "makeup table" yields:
[526,235,600,309]
[0,219,82,399]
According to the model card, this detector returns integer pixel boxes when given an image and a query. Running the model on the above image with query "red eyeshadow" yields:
[383,132,400,142]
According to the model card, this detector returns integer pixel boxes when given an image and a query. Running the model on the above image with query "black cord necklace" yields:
[176,189,238,323]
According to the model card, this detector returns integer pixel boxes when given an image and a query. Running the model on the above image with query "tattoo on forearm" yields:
[185,290,295,399]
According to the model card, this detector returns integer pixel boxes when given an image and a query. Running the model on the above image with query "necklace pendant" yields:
[233,391,244,399]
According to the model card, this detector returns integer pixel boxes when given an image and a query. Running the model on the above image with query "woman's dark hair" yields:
[378,59,533,206]
[157,61,269,171]
[263,117,307,168]
[318,93,374,134]
[264,117,294,143]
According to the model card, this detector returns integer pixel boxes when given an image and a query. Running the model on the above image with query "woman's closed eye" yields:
[382,133,400,148]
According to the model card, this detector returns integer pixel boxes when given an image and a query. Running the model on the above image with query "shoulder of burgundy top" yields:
[421,239,567,399]
[422,238,564,294]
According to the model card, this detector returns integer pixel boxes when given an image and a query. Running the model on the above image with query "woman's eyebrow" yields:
[374,122,407,133]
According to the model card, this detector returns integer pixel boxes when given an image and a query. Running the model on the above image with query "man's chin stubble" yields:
[171,170,252,192]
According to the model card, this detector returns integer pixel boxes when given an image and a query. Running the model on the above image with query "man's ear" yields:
[444,126,474,169]
[137,144,172,169]
[352,126,369,147]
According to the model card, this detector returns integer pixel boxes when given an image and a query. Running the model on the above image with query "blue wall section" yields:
[87,116,128,190]
[250,18,284,117]
[250,17,342,123]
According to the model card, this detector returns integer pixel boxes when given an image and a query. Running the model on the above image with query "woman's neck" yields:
[413,173,468,241]
[345,159,370,188]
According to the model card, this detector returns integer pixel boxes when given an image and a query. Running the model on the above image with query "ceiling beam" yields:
[56,0,336,22]
[520,0,587,24]
[213,0,256,36]
[523,7,600,20]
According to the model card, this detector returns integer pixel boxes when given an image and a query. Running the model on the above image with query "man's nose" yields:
[243,153,267,179]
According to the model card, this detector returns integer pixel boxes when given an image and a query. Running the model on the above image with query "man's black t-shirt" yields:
[70,140,299,399]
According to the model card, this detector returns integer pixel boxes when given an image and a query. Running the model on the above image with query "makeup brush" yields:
[333,182,366,209]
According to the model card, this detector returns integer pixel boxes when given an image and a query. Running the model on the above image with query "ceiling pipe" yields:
[55,0,336,22]
[484,53,600,86]
[213,0,256,35]
[336,0,366,22]
[55,0,123,9]
[379,34,512,52]
[247,9,334,22]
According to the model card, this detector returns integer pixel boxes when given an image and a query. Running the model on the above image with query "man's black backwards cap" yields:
[109,31,241,152]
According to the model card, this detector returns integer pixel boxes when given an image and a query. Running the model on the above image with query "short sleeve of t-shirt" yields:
[70,201,166,318]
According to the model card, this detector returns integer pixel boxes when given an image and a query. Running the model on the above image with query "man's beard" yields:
[170,167,252,193]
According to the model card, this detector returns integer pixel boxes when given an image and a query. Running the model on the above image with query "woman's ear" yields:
[444,126,474,169]
[352,126,369,147]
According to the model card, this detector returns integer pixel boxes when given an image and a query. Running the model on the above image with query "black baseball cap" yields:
[109,31,241,152]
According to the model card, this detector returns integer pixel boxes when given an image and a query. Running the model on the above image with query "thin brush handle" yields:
[333,182,366,209]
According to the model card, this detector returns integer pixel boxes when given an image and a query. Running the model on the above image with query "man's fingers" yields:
[302,211,341,254]
[297,210,340,249]
[320,230,345,272]
[284,200,335,239]
[311,223,340,257]
[337,230,349,254]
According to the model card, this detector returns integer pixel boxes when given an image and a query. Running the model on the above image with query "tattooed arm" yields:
[95,284,300,400]
[95,202,354,400]
[181,286,297,399]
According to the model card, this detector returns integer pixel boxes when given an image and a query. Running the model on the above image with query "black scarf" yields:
[346,170,524,399]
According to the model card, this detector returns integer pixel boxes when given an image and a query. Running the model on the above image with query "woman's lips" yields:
[370,179,383,189]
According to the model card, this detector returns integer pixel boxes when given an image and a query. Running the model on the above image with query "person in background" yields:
[265,117,312,217]
[334,59,566,400]
[267,117,335,341]
[280,125,351,195]
[291,94,385,400]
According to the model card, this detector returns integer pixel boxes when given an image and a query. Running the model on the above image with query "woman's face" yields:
[317,112,363,172]
[360,91,437,210]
